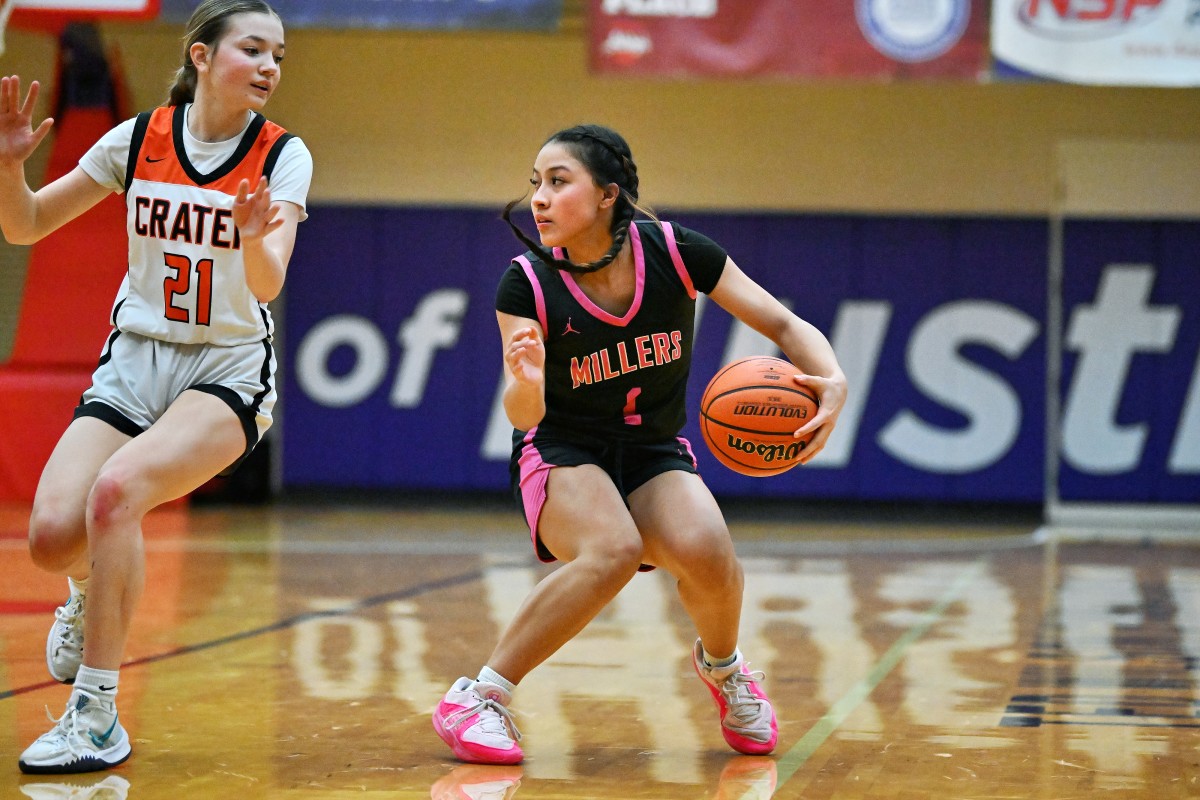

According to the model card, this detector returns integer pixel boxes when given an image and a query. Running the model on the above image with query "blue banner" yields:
[282,210,1022,500]
[1058,220,1200,504]
[280,207,1199,503]
[160,0,562,30]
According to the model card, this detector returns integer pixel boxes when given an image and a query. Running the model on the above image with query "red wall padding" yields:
[0,63,128,501]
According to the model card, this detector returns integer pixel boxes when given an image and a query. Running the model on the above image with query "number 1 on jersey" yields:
[624,387,643,426]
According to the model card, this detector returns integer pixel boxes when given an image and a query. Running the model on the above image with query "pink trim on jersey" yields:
[660,222,697,300]
[514,256,548,334]
[678,435,699,468]
[515,427,556,562]
[556,223,646,327]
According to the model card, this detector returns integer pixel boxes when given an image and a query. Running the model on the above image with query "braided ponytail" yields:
[502,124,656,275]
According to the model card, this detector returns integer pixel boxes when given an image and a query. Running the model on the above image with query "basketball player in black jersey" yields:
[433,125,847,765]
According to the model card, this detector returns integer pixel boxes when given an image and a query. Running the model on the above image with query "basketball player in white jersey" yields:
[0,0,311,773]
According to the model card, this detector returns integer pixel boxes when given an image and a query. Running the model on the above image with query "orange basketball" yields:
[699,356,818,477]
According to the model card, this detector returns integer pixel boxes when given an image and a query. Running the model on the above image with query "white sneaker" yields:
[46,586,85,684]
[20,775,131,799]
[18,691,130,775]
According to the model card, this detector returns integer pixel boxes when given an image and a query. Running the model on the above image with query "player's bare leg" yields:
[488,464,644,682]
[29,419,130,684]
[82,390,245,668]
[20,390,245,774]
[633,470,777,755]
[432,464,643,764]
[633,470,743,656]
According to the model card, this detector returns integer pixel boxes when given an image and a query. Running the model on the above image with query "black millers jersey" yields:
[495,220,727,443]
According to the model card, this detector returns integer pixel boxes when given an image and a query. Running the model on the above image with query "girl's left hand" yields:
[790,372,847,464]
[232,176,283,242]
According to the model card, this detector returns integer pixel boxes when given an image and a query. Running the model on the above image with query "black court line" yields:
[0,568,483,702]
[1006,718,1200,729]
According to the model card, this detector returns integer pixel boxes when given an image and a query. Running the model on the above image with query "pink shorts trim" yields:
[515,428,555,562]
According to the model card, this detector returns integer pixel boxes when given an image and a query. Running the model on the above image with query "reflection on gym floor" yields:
[3,503,1198,798]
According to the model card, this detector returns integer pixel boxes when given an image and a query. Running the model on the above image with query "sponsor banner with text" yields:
[1058,220,1200,502]
[281,207,1200,504]
[589,0,989,78]
[159,0,562,29]
[992,0,1200,85]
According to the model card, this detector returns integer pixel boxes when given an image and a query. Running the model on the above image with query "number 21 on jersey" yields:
[162,253,213,326]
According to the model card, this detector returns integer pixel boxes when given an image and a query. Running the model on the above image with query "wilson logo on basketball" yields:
[698,356,817,477]
[732,402,809,419]
[725,436,805,463]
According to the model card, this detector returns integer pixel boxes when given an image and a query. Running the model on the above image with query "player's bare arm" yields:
[709,256,847,460]
[497,311,546,430]
[0,78,111,245]
[234,176,300,302]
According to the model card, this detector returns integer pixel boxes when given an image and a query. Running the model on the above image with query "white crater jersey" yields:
[81,104,311,346]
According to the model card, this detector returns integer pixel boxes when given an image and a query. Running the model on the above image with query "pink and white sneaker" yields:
[715,756,778,800]
[430,764,523,800]
[692,640,779,755]
[433,678,523,765]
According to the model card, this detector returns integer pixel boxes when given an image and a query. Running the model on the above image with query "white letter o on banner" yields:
[295,315,389,408]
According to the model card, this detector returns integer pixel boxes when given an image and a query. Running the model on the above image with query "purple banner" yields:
[1058,220,1200,503]
[284,210,1048,501]
[280,208,1199,503]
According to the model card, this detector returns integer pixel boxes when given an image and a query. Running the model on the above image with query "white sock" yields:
[702,647,739,670]
[74,665,119,706]
[477,666,516,696]
[68,576,88,598]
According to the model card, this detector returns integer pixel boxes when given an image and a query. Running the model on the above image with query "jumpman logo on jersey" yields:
[562,317,581,336]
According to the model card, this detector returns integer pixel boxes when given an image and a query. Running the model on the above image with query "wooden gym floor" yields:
[2,498,1198,799]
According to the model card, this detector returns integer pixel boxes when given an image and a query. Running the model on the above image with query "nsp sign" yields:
[992,0,1200,85]
[1018,0,1167,37]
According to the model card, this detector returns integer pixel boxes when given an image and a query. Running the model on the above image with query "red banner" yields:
[589,0,989,79]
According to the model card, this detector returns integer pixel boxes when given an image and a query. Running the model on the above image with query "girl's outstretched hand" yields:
[0,77,54,167]
[790,371,847,464]
[232,176,283,241]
